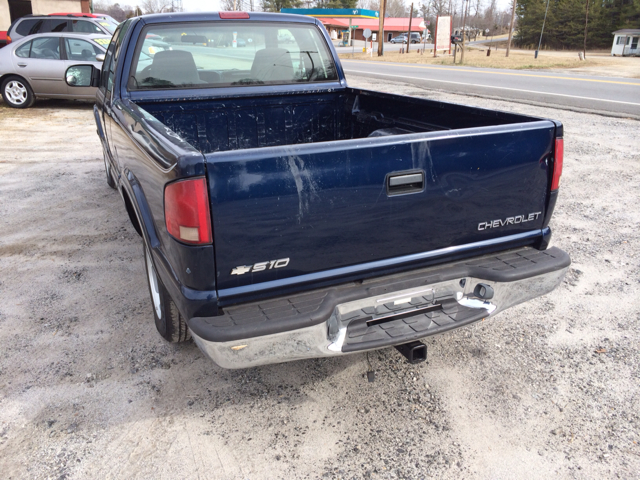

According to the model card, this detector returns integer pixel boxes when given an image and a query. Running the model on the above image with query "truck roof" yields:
[138,11,318,26]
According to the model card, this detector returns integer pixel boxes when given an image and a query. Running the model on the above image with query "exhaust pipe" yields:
[395,341,427,364]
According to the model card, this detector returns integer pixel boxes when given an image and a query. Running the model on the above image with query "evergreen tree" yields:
[315,0,359,8]
[261,0,303,12]
[515,0,639,49]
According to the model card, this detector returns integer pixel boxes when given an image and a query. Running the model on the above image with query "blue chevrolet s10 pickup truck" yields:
[65,11,570,368]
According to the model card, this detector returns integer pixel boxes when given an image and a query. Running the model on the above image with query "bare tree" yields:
[386,0,408,17]
[221,0,236,10]
[140,0,173,14]
[93,0,137,21]
[358,0,380,8]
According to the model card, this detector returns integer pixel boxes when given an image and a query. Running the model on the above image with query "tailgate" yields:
[206,121,557,300]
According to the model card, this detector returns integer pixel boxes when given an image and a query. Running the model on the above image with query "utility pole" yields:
[583,0,590,59]
[406,3,414,53]
[506,0,516,57]
[460,0,468,63]
[377,0,386,56]
[535,0,550,58]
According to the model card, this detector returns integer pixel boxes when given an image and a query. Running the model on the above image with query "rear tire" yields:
[103,150,116,189]
[1,75,35,108]
[144,243,191,343]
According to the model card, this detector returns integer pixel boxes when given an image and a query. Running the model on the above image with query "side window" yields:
[30,37,61,60]
[15,41,32,58]
[104,19,132,96]
[64,38,102,61]
[14,19,40,36]
[100,40,116,92]
[71,20,102,34]
[40,19,69,33]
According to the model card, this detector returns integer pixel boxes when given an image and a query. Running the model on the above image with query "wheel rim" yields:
[146,248,162,319]
[5,80,28,105]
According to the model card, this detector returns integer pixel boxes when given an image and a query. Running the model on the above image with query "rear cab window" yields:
[127,21,338,91]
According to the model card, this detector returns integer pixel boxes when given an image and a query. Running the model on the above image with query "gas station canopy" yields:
[280,8,380,19]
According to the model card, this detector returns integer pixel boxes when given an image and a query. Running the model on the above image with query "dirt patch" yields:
[0,89,639,479]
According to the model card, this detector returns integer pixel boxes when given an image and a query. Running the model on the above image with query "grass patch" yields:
[339,48,634,73]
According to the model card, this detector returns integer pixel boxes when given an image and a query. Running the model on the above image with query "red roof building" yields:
[318,17,426,42]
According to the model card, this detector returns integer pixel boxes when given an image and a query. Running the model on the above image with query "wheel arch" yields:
[1,73,33,92]
[121,187,143,237]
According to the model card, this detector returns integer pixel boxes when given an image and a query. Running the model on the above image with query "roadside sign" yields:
[434,16,452,56]
[363,28,372,38]
[351,25,358,29]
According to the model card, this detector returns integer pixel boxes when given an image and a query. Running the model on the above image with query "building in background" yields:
[280,8,426,44]
[611,29,640,56]
[317,17,425,43]
[1,0,90,31]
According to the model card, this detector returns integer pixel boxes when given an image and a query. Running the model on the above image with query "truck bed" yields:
[138,88,541,154]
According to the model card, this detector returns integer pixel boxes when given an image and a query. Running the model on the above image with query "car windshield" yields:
[97,17,119,34]
[92,36,112,49]
[128,21,338,91]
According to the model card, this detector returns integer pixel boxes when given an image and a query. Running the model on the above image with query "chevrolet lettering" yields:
[478,212,543,231]
[80,11,570,369]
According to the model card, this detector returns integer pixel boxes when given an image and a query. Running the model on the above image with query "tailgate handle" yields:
[387,171,424,196]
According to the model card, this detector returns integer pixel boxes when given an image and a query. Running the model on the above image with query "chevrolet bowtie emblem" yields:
[231,265,252,275]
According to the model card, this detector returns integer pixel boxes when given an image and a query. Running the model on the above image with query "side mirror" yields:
[96,53,105,62]
[65,65,101,87]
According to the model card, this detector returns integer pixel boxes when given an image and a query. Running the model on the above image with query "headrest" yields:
[251,48,294,82]
[149,50,203,86]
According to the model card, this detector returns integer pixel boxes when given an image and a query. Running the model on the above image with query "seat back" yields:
[251,48,294,82]
[149,50,203,86]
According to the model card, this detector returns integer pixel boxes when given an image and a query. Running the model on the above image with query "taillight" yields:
[6,36,12,44]
[551,138,563,191]
[164,177,212,245]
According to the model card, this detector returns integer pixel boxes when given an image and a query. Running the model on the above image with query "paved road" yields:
[341,59,640,117]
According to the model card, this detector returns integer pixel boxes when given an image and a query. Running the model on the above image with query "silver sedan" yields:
[0,32,110,108]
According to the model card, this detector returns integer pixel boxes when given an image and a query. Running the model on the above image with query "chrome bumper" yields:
[191,266,568,369]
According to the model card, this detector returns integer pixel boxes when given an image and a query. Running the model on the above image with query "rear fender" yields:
[120,169,160,248]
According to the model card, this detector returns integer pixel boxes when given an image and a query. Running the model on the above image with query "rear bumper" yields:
[190,247,570,368]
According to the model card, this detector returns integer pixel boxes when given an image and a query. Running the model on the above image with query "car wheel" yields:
[103,150,116,189]
[144,244,191,343]
[1,75,35,108]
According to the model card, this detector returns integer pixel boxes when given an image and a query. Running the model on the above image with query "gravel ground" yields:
[0,78,639,479]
